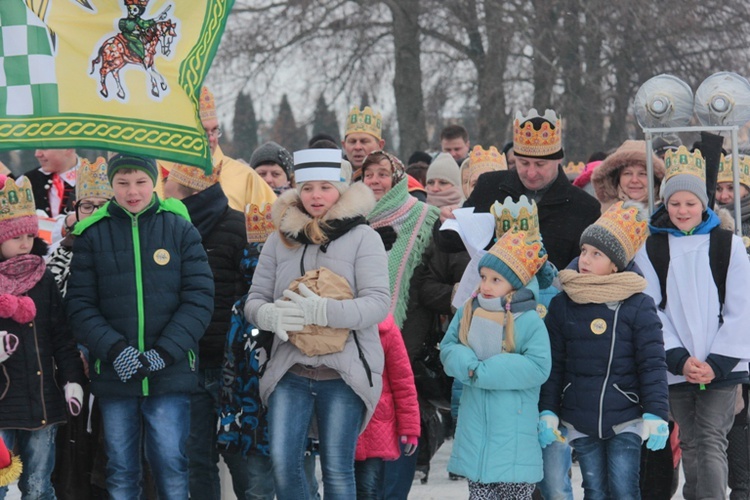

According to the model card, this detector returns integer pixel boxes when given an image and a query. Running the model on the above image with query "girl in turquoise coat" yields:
[440,227,552,500]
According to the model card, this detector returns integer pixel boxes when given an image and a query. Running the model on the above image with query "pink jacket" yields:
[355,314,421,461]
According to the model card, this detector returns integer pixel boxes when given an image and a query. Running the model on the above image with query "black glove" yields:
[374,226,398,251]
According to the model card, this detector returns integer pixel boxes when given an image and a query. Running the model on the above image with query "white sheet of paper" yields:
[439,207,496,308]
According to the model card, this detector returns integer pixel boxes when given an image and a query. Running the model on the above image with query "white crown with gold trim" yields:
[0,177,35,221]
[490,195,540,239]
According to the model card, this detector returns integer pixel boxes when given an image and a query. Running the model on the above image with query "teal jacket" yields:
[66,196,214,397]
[440,291,551,484]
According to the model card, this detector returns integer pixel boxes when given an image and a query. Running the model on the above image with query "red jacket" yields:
[355,314,421,461]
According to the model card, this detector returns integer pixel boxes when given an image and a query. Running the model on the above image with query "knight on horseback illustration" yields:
[90,0,177,100]
[119,0,156,62]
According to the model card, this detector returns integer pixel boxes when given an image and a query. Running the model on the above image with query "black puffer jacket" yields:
[0,240,85,429]
[66,197,214,397]
[434,166,601,271]
[182,184,248,368]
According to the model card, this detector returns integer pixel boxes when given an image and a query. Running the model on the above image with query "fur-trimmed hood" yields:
[592,140,666,211]
[272,182,376,238]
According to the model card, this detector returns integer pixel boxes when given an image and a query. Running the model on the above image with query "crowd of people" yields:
[0,85,749,500]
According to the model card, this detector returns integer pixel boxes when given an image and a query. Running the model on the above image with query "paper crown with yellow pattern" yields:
[0,176,37,244]
[478,228,548,290]
[468,145,507,178]
[124,0,148,6]
[76,157,113,201]
[513,108,563,159]
[168,161,221,192]
[718,154,750,189]
[490,195,539,240]
[245,202,275,243]
[580,201,649,271]
[345,106,382,140]
[564,162,585,176]
[662,146,708,207]
[199,86,217,122]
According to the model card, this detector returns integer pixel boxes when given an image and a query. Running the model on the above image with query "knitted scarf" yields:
[0,254,46,323]
[368,178,439,327]
[426,185,464,208]
[0,255,46,295]
[558,269,646,304]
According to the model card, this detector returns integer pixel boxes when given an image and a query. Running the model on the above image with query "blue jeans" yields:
[0,425,58,500]
[571,432,642,500]
[355,458,384,499]
[382,443,417,499]
[188,368,255,500]
[99,394,190,500]
[268,372,365,500]
[538,427,574,500]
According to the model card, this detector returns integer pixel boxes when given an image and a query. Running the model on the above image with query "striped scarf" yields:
[368,178,439,327]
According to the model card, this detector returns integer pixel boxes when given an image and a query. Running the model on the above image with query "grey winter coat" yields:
[246,182,390,428]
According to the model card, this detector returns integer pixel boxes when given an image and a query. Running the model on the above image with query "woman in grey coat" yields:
[245,149,390,500]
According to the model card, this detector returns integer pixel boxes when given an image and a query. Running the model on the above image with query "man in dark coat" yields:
[162,163,252,500]
[434,109,601,272]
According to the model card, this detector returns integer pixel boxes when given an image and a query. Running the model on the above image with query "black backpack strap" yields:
[646,234,670,311]
[709,228,733,323]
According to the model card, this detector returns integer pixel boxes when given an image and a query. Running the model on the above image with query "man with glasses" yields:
[159,87,276,213]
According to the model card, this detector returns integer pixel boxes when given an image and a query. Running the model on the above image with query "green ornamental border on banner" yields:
[0,0,235,174]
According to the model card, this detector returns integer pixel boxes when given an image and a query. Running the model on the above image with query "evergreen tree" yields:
[271,94,307,152]
[232,91,259,161]
[311,94,340,144]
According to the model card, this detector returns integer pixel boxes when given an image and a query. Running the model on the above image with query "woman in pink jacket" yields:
[355,314,421,499]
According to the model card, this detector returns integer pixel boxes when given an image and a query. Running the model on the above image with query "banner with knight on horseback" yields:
[0,0,235,173]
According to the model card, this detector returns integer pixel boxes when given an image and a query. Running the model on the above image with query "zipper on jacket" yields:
[188,350,196,371]
[95,359,101,375]
[32,322,49,425]
[598,303,621,439]
[131,215,149,396]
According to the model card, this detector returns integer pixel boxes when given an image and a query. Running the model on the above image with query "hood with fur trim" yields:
[272,181,376,239]
[592,140,666,211]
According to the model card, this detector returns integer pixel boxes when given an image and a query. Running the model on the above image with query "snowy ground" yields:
[5,438,691,499]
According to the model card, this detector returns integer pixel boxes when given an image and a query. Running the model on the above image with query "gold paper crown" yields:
[469,145,507,177]
[345,106,382,140]
[718,154,750,187]
[664,146,705,183]
[245,202,275,243]
[199,86,216,122]
[490,195,539,239]
[564,162,585,176]
[513,108,562,157]
[487,229,548,287]
[168,162,221,192]
[76,157,113,201]
[0,177,35,222]
[593,201,649,264]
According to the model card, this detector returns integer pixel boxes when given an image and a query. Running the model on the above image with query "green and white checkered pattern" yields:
[0,1,58,117]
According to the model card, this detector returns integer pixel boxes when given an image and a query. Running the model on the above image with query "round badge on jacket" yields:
[590,318,607,335]
[154,249,170,265]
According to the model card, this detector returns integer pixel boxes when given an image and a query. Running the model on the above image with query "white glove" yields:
[255,303,304,342]
[282,283,328,327]
[0,330,19,363]
[64,382,84,416]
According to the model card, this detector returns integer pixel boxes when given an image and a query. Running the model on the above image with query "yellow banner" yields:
[0,0,234,172]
